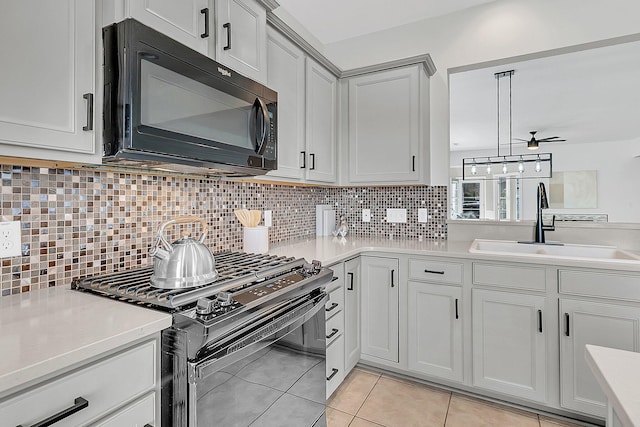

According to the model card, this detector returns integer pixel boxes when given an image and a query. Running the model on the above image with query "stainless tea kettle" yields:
[149,216,218,289]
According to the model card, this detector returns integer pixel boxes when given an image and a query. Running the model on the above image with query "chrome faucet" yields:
[535,182,555,243]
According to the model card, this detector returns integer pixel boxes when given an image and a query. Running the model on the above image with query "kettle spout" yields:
[149,246,171,260]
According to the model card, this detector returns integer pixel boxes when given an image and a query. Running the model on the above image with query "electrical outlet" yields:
[386,208,407,223]
[0,221,21,258]
[418,208,429,223]
[264,210,273,227]
[362,209,371,222]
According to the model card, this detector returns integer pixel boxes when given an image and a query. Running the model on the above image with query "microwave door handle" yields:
[255,98,270,155]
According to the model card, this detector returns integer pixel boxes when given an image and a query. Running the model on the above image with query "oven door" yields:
[187,292,327,427]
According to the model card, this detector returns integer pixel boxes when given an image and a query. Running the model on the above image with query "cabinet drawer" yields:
[326,310,344,346]
[559,269,640,301]
[93,392,156,427]
[473,262,546,291]
[326,335,345,399]
[1,340,156,427]
[409,258,463,284]
[325,283,344,319]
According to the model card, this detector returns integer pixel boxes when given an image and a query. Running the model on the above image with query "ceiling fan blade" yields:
[513,138,529,142]
[539,138,566,142]
[537,136,560,141]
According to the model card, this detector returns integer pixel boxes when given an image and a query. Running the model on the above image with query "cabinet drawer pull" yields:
[310,153,316,170]
[200,8,209,38]
[455,298,459,319]
[538,309,543,333]
[300,151,306,168]
[325,302,338,312]
[347,272,354,290]
[391,269,395,287]
[565,313,570,337]
[412,155,416,172]
[223,22,231,50]
[82,93,93,131]
[326,368,339,381]
[424,269,445,275]
[144,425,153,427]
[17,396,89,427]
[326,328,339,339]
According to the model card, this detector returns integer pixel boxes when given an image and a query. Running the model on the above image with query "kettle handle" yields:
[156,216,209,250]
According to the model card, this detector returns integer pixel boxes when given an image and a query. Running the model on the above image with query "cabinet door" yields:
[408,282,463,382]
[560,299,640,417]
[348,66,420,183]
[215,0,267,83]
[344,258,361,373]
[265,28,305,180]
[361,256,399,363]
[0,0,98,164]
[305,58,337,183]
[472,289,547,403]
[129,0,209,54]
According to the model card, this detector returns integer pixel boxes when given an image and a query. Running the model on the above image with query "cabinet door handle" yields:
[455,298,459,319]
[82,93,93,131]
[326,328,339,339]
[347,272,354,290]
[310,153,316,170]
[325,302,338,312]
[223,22,231,50]
[537,309,543,333]
[326,368,339,381]
[200,8,209,38]
[564,313,570,337]
[390,269,395,287]
[300,151,306,169]
[18,396,89,427]
[424,269,445,275]
[412,155,416,172]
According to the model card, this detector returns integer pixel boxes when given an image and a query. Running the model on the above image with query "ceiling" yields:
[449,38,640,152]
[275,0,497,44]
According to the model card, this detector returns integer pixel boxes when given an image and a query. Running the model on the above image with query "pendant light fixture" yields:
[462,70,553,179]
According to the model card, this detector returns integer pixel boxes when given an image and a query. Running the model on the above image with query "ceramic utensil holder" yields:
[243,226,269,254]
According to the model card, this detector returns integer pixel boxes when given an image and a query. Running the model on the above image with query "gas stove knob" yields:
[196,297,218,316]
[216,291,234,306]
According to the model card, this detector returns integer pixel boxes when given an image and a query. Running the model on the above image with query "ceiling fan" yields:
[514,131,566,150]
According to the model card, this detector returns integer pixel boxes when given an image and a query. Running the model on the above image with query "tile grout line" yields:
[352,373,384,426]
[442,391,453,427]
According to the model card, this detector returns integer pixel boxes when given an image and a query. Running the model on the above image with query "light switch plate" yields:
[418,208,429,223]
[0,221,21,258]
[264,210,272,227]
[386,208,407,223]
[362,209,371,222]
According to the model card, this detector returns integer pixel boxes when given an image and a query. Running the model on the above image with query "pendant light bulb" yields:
[486,164,491,175]
[502,161,508,174]
[518,156,524,173]
[535,156,542,173]
[471,163,477,175]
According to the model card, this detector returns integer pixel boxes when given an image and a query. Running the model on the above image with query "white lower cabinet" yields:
[560,298,640,417]
[344,257,361,374]
[361,256,399,363]
[0,338,159,427]
[472,289,547,403]
[325,262,345,398]
[407,282,463,382]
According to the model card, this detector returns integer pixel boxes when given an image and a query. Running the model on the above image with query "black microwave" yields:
[102,19,277,176]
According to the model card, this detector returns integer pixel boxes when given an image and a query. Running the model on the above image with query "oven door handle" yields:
[189,293,328,382]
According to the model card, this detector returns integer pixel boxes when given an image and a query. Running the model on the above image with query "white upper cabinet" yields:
[265,27,305,180]
[125,0,210,54]
[0,0,99,164]
[345,63,430,184]
[305,58,338,183]
[215,0,267,83]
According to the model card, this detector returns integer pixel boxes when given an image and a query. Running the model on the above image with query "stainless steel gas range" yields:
[72,252,333,427]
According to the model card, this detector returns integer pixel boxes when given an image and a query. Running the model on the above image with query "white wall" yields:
[450,138,640,222]
[322,0,640,185]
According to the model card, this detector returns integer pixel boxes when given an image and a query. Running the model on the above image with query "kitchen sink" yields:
[469,239,640,262]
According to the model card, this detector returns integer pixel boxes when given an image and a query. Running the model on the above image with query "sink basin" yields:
[469,239,640,262]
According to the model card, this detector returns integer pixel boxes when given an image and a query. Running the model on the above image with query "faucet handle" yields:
[544,214,556,231]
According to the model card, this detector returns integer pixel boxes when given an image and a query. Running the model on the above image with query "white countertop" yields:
[586,345,640,427]
[269,236,640,271]
[0,286,172,397]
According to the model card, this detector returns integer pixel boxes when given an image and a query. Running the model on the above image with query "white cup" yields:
[243,226,269,254]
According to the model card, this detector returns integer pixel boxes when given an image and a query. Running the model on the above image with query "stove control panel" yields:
[233,272,304,306]
[195,294,242,317]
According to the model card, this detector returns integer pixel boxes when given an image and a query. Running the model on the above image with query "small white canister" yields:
[243,226,269,254]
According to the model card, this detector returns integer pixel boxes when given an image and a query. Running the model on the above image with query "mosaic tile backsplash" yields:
[0,164,447,296]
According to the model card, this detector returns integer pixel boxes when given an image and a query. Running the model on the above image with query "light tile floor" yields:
[327,368,589,427]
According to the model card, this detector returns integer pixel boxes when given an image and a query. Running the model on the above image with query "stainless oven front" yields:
[162,291,327,427]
